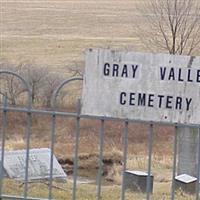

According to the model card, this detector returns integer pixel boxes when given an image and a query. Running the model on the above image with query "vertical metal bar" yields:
[0,95,7,197]
[170,126,178,200]
[97,119,105,200]
[23,85,32,199]
[146,123,153,200]
[48,113,56,200]
[195,127,200,200]
[120,120,129,200]
[23,110,32,198]
[72,99,81,200]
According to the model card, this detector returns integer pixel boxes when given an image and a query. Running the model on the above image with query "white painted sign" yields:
[2,148,66,181]
[81,48,200,125]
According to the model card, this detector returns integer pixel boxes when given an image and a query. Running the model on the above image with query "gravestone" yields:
[2,148,66,181]
[175,174,197,194]
[177,128,198,177]
[124,170,153,193]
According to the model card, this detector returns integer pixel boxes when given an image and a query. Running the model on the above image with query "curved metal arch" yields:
[0,91,6,97]
[0,70,32,108]
[51,77,83,110]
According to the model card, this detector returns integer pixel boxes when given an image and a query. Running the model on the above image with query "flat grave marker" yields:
[175,174,197,194]
[1,148,66,181]
[124,170,154,193]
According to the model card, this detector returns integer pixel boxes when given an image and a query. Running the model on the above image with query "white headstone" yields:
[2,148,66,181]
[175,174,197,183]
[125,170,152,176]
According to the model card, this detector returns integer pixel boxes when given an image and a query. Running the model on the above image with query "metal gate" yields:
[0,70,200,200]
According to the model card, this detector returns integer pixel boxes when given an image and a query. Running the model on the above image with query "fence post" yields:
[146,123,153,200]
[0,94,7,199]
[48,112,56,199]
[96,119,105,200]
[120,120,129,200]
[72,99,81,200]
[170,126,178,200]
[195,127,200,200]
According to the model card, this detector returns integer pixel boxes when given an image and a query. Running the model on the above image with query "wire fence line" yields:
[0,70,200,200]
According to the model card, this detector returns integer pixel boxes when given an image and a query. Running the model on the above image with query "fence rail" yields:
[0,70,200,200]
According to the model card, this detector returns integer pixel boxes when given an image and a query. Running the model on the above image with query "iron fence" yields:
[0,70,200,200]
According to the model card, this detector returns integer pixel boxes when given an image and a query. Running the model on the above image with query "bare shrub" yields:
[136,0,200,55]
[0,60,27,105]
[20,62,49,104]
[67,60,84,77]
[0,60,65,107]
[40,73,64,108]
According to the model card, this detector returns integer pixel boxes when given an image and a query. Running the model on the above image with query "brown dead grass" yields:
[0,111,174,183]
[0,109,183,199]
[1,112,173,155]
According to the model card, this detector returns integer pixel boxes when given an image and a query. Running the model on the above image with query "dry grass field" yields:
[0,0,196,199]
[0,0,145,72]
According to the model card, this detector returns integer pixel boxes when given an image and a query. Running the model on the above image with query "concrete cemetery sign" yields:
[2,148,66,181]
[81,49,200,125]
